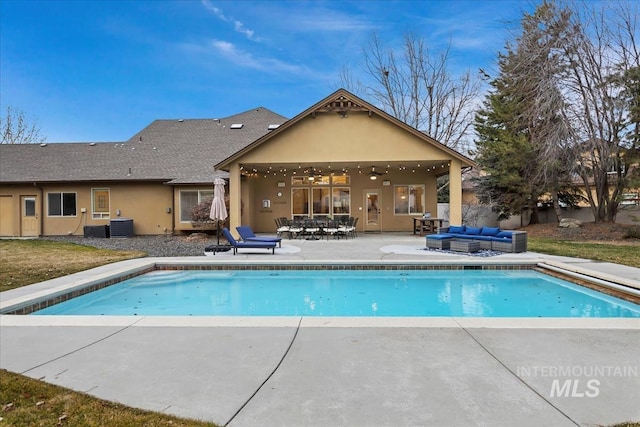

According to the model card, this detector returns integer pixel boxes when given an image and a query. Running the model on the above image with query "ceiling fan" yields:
[368,166,384,180]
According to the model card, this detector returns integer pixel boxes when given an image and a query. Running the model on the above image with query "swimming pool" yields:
[32,269,640,317]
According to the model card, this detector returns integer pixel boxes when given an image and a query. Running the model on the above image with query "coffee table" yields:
[426,235,452,250]
[450,239,480,253]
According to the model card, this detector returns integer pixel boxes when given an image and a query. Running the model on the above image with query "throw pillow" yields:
[480,226,500,236]
[448,225,466,234]
[465,226,481,235]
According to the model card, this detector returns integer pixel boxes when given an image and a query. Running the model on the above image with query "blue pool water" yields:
[32,270,640,317]
[33,270,640,317]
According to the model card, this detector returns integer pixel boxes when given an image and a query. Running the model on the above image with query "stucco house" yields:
[0,89,476,237]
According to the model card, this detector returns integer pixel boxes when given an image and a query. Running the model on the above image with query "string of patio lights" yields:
[239,163,451,179]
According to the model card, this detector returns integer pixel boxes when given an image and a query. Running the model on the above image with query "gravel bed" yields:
[43,234,220,257]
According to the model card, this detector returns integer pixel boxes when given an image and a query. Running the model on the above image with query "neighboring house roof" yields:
[0,107,287,185]
[216,89,477,171]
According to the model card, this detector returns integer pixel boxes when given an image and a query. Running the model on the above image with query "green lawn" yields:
[528,236,640,268]
[0,239,147,292]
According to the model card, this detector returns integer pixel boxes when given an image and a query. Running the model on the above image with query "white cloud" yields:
[201,0,260,41]
[209,39,305,74]
[200,0,224,18]
[177,38,314,77]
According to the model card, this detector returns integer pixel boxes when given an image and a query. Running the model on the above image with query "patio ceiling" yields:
[239,160,453,179]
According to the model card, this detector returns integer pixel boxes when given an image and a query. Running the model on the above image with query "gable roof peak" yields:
[312,89,371,117]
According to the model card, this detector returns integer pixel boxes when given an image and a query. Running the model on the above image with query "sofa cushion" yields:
[496,231,512,239]
[465,226,481,235]
[426,234,453,240]
[450,234,468,239]
[480,226,500,236]
[472,235,494,241]
[448,225,465,234]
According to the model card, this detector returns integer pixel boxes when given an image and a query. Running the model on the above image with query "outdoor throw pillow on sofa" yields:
[448,225,466,234]
[465,226,481,235]
[496,231,513,239]
[480,227,500,236]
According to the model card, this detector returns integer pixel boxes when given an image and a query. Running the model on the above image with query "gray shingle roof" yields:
[0,107,287,185]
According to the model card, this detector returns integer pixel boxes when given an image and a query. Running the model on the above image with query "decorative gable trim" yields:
[312,94,372,118]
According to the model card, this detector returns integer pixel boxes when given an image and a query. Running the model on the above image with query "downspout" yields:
[171,186,176,236]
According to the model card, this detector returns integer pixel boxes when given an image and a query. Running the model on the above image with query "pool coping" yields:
[1,314,639,329]
[1,257,639,328]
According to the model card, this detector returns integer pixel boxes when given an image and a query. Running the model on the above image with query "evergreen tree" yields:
[473,1,575,223]
[473,60,538,220]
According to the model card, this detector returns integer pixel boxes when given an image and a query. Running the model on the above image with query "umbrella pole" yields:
[216,219,221,248]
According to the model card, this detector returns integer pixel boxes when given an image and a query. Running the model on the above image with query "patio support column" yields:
[228,162,242,232]
[448,159,462,225]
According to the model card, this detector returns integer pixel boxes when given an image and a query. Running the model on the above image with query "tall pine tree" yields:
[474,1,575,223]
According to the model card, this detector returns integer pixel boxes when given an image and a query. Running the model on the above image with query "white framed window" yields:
[291,188,310,218]
[312,187,330,215]
[394,185,425,215]
[179,190,213,222]
[311,175,330,185]
[332,187,350,216]
[291,176,308,186]
[290,176,352,219]
[47,192,77,217]
[331,175,350,185]
[92,188,110,219]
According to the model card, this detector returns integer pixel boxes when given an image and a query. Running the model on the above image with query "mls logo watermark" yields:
[517,365,638,398]
[550,378,600,398]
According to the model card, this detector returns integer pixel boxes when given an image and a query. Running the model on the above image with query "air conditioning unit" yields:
[110,218,134,238]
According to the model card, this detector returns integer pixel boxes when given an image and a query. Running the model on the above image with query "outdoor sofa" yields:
[427,225,527,253]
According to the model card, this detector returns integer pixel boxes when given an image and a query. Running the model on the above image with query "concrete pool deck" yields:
[1,233,639,426]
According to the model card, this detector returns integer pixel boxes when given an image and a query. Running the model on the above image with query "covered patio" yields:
[215,89,476,234]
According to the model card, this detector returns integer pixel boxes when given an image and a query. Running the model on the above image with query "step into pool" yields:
[32,269,640,317]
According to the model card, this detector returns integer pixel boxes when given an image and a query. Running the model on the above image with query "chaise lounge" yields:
[221,228,277,255]
[426,225,527,253]
[236,225,282,247]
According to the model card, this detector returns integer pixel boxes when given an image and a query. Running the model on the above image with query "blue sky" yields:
[1,0,533,142]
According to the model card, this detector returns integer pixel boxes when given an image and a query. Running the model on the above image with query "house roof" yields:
[0,108,287,185]
[215,88,477,171]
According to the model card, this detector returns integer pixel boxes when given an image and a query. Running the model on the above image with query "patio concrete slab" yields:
[468,328,640,425]
[4,319,637,426]
[229,327,577,427]
[0,325,129,374]
[1,323,298,424]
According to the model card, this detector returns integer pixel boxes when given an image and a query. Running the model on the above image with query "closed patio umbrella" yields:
[209,177,229,252]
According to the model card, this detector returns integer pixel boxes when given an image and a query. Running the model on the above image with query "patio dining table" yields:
[290,218,350,240]
[413,217,445,236]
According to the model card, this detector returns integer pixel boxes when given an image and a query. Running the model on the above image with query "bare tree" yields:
[558,0,639,222]
[0,106,46,144]
[340,32,480,152]
[475,0,639,224]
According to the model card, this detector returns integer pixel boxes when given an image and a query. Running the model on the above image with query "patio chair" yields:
[221,228,277,255]
[323,220,341,240]
[275,217,291,238]
[287,219,304,239]
[338,217,357,239]
[236,225,282,247]
[302,219,320,240]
